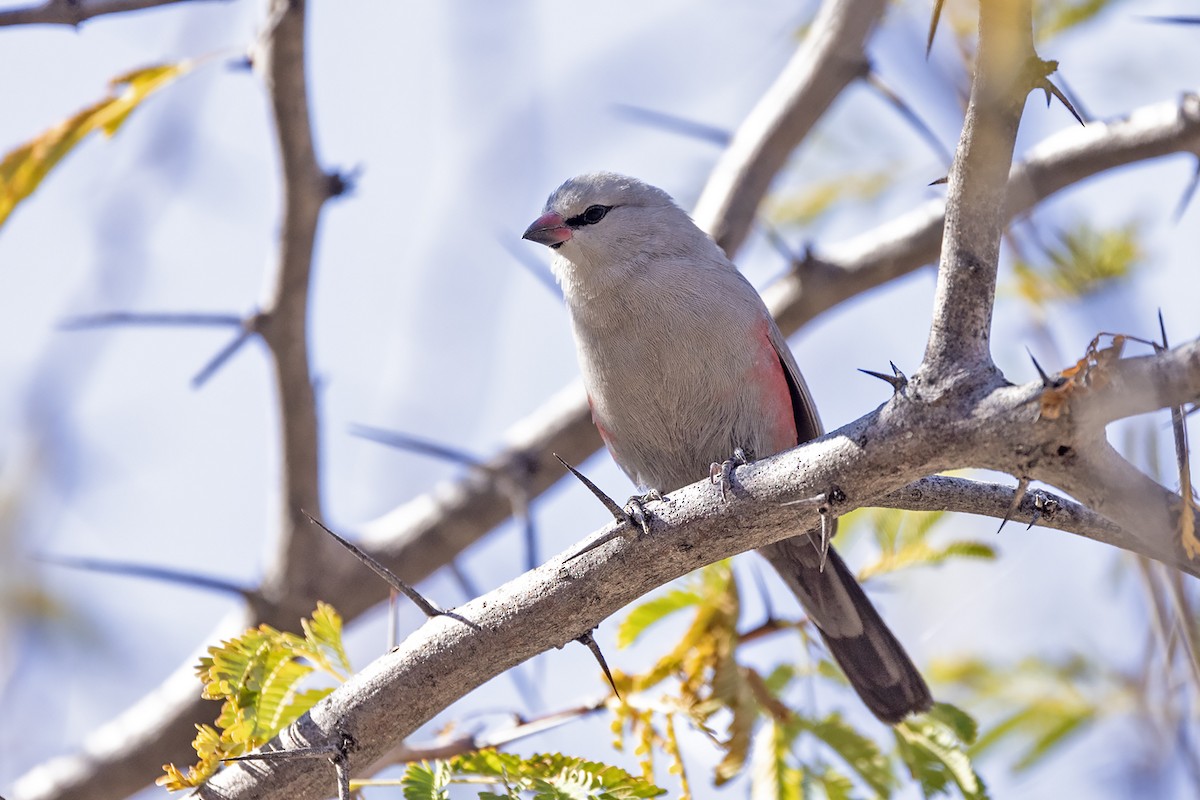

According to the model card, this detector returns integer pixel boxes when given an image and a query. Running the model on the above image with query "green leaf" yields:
[1012,222,1140,309]
[894,705,988,800]
[1035,0,1118,41]
[750,719,801,800]
[160,604,352,791]
[1010,707,1094,773]
[445,750,666,799]
[810,766,856,800]
[801,712,896,797]
[0,60,195,232]
[401,762,449,800]
[617,586,704,648]
[859,539,996,581]
[301,601,353,678]
[931,655,1101,774]
[767,169,895,227]
[926,702,978,747]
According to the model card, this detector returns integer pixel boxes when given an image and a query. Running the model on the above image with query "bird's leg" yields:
[710,447,753,502]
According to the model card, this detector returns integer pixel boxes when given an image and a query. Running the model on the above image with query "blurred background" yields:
[0,1,1197,797]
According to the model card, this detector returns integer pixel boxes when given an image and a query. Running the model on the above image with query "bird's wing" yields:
[765,319,824,443]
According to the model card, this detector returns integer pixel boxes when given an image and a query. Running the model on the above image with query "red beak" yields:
[522,211,572,247]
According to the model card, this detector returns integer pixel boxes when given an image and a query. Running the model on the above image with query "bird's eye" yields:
[566,205,613,227]
[583,204,609,224]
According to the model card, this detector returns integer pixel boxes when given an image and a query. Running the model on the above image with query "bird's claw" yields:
[710,447,752,502]
[623,490,665,536]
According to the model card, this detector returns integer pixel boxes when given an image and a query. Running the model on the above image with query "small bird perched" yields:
[523,172,931,724]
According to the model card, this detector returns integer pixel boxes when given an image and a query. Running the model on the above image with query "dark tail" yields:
[759,536,933,724]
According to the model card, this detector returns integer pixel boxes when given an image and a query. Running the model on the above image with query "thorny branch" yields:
[10,0,1200,799]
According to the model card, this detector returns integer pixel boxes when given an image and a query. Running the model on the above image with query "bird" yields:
[522,171,932,724]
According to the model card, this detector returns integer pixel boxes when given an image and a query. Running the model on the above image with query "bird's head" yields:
[522,172,699,296]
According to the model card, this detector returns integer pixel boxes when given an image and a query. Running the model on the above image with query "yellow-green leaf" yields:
[0,59,195,231]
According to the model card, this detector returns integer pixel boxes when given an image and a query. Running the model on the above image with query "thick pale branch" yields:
[1040,440,1196,568]
[692,0,885,257]
[764,91,1200,331]
[198,383,1200,799]
[1078,338,1200,426]
[0,0,227,27]
[198,409,936,800]
[922,0,1034,373]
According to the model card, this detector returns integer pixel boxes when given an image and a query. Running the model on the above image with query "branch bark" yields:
[0,0,228,27]
[921,0,1033,374]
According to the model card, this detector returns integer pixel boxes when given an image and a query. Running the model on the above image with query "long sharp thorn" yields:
[999,477,1031,534]
[223,745,336,763]
[610,103,732,146]
[1027,348,1055,387]
[192,328,255,388]
[304,511,444,618]
[554,454,625,521]
[58,311,243,330]
[565,530,624,562]
[496,233,563,298]
[1158,308,1170,351]
[1138,15,1200,25]
[1174,159,1200,223]
[576,631,620,700]
[864,70,953,165]
[926,0,945,56]
[350,424,484,469]
[859,366,906,393]
[1038,78,1085,126]
[818,511,831,572]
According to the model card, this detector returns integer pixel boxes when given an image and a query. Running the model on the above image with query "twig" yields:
[0,0,228,27]
[36,554,251,599]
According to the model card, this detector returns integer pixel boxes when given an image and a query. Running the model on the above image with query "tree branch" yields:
[250,0,344,628]
[196,371,1200,798]
[921,0,1034,374]
[0,0,228,28]
[764,91,1200,332]
[875,475,1198,573]
[692,0,885,257]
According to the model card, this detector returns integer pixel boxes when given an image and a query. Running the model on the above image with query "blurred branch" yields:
[692,0,885,257]
[58,311,243,330]
[765,91,1200,332]
[250,0,344,627]
[12,1,337,799]
[36,554,252,598]
[0,0,228,27]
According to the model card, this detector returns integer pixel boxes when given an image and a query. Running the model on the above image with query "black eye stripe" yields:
[565,204,613,227]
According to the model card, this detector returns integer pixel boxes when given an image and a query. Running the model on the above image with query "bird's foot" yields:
[566,490,667,562]
[623,489,666,537]
[710,447,753,502]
